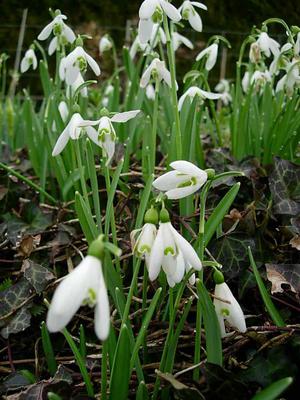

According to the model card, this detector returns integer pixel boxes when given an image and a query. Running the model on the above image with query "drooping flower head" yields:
[178,86,222,110]
[148,208,202,287]
[196,43,218,71]
[179,1,207,32]
[153,160,208,199]
[20,48,38,73]
[47,236,119,340]
[256,31,280,58]
[213,271,247,337]
[38,10,76,55]
[172,32,194,51]
[60,44,101,85]
[99,35,113,54]
[138,0,181,44]
[140,58,176,89]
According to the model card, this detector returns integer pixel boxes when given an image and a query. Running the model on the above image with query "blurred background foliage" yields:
[0,0,299,92]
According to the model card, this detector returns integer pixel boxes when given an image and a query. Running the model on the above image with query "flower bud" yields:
[144,207,159,225]
[213,269,225,284]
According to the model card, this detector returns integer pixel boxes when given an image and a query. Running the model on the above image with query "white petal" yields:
[170,160,207,179]
[59,57,67,81]
[138,18,154,44]
[86,126,100,146]
[179,34,194,49]
[140,63,153,88]
[94,265,110,340]
[85,52,101,76]
[160,0,181,22]
[58,101,69,122]
[20,57,29,73]
[172,250,185,283]
[165,183,202,199]
[170,225,202,271]
[206,44,218,71]
[153,170,189,191]
[63,24,76,43]
[38,21,54,40]
[159,64,172,87]
[65,64,80,85]
[191,2,207,10]
[48,37,58,56]
[101,134,115,166]
[188,10,202,32]
[47,256,101,332]
[148,224,164,281]
[178,91,190,111]
[198,88,222,100]
[52,128,70,156]
[139,0,158,19]
[110,110,141,123]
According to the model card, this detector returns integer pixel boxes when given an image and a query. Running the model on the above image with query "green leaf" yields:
[251,377,293,400]
[248,247,285,327]
[135,174,154,229]
[41,322,57,376]
[62,168,82,199]
[75,191,98,244]
[109,324,131,400]
[204,183,240,247]
[136,381,149,400]
[196,280,223,366]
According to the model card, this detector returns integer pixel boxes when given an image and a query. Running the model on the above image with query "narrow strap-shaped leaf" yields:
[75,191,98,244]
[251,377,293,400]
[130,287,162,371]
[204,182,240,247]
[109,324,131,400]
[135,173,154,229]
[136,381,149,400]
[197,280,223,366]
[41,321,57,376]
[248,247,285,327]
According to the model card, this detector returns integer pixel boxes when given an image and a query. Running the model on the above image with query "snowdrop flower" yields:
[138,0,181,43]
[140,58,175,88]
[179,1,207,32]
[213,280,246,338]
[178,86,222,110]
[131,207,158,268]
[215,79,232,106]
[242,70,271,92]
[80,109,141,165]
[148,209,202,287]
[20,49,37,73]
[276,60,300,93]
[102,84,114,107]
[256,32,280,58]
[99,35,113,54]
[294,32,300,56]
[172,32,194,51]
[146,84,156,100]
[47,239,111,340]
[196,43,218,71]
[60,46,100,85]
[59,57,88,98]
[242,71,250,93]
[52,113,99,156]
[153,160,208,199]
[38,11,76,55]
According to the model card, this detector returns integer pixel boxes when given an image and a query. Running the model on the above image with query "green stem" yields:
[101,340,108,400]
[163,16,182,159]
[150,77,160,175]
[121,258,142,325]
[75,139,89,206]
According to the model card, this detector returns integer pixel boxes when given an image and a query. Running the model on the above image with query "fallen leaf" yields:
[265,264,300,294]
[290,235,300,251]
[156,370,205,400]
[17,235,41,258]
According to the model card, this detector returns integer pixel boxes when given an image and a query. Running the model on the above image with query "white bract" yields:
[256,32,280,58]
[20,49,37,73]
[131,223,157,268]
[178,86,222,110]
[140,58,175,88]
[60,46,100,85]
[46,255,110,340]
[52,113,99,156]
[148,220,202,287]
[196,43,218,71]
[179,1,207,32]
[80,110,141,165]
[138,0,181,43]
[153,160,208,199]
[172,32,194,51]
[38,13,76,55]
[99,35,113,54]
[214,282,247,337]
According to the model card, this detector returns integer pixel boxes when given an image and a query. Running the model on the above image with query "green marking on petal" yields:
[177,176,197,188]
[221,308,230,317]
[139,244,151,254]
[152,6,163,23]
[164,246,175,256]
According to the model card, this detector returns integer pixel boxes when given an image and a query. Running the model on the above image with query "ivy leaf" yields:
[269,157,300,216]
[1,307,31,339]
[22,260,55,294]
[208,233,256,279]
[0,278,33,321]
[265,264,300,295]
[156,371,205,400]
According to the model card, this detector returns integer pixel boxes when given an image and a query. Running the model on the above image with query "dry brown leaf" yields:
[265,263,300,294]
